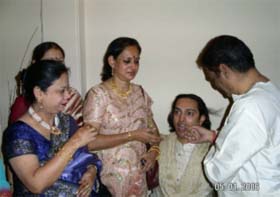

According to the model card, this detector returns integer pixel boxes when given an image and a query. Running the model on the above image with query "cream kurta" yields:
[152,133,213,197]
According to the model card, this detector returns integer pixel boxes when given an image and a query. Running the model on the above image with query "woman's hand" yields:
[70,124,98,148]
[132,128,161,144]
[140,150,158,172]
[77,165,97,197]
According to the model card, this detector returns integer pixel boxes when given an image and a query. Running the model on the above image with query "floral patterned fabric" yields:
[83,83,153,197]
[3,113,101,197]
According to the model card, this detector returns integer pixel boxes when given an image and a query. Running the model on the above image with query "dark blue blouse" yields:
[3,113,102,197]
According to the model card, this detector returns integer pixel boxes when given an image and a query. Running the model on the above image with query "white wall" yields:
[82,0,280,133]
[0,0,41,133]
[0,0,82,131]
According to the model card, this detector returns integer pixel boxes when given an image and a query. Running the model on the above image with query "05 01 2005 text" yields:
[214,182,259,191]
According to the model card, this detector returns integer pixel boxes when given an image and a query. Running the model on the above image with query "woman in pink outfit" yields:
[83,37,161,197]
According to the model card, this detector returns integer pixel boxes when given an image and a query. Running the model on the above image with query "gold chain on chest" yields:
[110,79,132,99]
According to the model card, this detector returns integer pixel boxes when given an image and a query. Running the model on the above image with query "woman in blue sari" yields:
[3,60,101,196]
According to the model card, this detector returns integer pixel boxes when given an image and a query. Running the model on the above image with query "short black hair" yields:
[197,35,255,74]
[23,60,68,104]
[167,94,211,132]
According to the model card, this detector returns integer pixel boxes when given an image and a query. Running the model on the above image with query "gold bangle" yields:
[56,147,74,163]
[127,131,132,140]
[150,145,160,150]
[148,148,160,154]
[148,148,160,155]
[148,148,160,160]
[149,146,160,153]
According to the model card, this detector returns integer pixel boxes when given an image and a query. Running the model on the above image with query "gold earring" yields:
[38,100,44,109]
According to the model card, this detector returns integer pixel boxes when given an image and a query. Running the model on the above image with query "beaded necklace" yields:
[110,79,132,98]
[28,106,61,135]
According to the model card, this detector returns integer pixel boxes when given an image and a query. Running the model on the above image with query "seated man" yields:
[152,94,214,197]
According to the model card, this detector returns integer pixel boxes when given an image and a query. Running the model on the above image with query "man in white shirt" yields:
[151,94,214,197]
[189,35,280,197]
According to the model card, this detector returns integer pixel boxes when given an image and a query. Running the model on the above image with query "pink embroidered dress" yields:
[83,83,153,197]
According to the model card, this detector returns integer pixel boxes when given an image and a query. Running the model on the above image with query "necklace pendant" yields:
[51,127,61,135]
[28,106,61,135]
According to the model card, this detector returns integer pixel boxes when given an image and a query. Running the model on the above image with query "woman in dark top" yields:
[3,60,101,196]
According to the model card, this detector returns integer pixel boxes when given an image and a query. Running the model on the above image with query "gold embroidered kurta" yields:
[152,133,213,197]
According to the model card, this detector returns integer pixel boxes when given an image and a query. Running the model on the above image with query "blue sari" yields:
[3,113,102,197]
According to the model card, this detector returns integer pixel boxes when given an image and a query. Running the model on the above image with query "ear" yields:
[199,115,206,126]
[219,63,230,79]
[33,86,44,103]
[108,56,115,69]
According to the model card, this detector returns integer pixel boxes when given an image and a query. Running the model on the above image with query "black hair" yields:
[197,35,255,74]
[23,60,68,104]
[32,41,65,63]
[167,94,211,131]
[101,37,142,81]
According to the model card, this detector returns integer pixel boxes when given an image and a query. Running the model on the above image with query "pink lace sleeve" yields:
[83,86,107,125]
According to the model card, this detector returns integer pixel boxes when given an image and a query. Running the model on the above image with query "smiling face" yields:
[173,97,205,142]
[37,72,70,114]
[109,45,140,82]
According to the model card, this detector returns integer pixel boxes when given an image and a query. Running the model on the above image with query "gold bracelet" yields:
[149,145,160,150]
[148,145,161,158]
[56,147,75,163]
[148,148,160,155]
[148,148,160,160]
[127,131,132,140]
[149,145,160,153]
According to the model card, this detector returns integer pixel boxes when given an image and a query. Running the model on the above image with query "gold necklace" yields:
[28,106,61,135]
[110,79,132,98]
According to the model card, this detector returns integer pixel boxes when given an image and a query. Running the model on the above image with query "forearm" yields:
[88,132,132,150]
[40,140,80,180]
[12,140,79,193]
[148,118,160,146]
[86,119,160,151]
[146,144,160,164]
[85,165,97,181]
